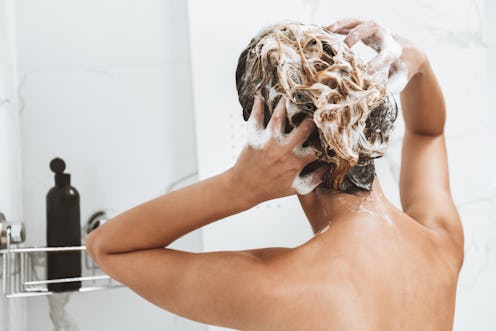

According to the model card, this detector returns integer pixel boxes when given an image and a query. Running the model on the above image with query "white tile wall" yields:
[187,0,496,330]
[0,1,28,330]
[13,0,205,330]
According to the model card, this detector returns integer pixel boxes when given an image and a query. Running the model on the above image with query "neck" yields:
[298,178,390,234]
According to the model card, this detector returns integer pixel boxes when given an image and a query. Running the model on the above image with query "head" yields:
[236,21,398,194]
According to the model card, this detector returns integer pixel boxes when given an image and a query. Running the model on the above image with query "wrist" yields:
[400,47,428,93]
[408,46,428,77]
[222,167,259,211]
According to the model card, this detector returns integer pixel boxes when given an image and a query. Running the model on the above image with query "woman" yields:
[87,19,463,331]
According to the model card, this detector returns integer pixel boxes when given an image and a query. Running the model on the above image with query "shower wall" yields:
[0,0,27,330]
[12,0,205,330]
[187,0,495,330]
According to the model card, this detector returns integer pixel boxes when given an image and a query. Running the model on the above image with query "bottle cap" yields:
[50,157,71,186]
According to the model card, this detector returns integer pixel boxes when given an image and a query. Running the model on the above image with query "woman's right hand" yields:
[326,18,427,93]
[228,94,329,206]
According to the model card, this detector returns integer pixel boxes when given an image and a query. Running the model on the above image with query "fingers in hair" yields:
[344,21,379,48]
[326,17,365,34]
[287,118,316,148]
[248,93,265,129]
[267,97,287,139]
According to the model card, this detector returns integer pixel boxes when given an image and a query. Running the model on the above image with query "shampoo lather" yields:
[46,157,82,292]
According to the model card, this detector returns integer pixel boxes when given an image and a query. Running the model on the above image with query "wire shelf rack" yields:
[1,227,122,298]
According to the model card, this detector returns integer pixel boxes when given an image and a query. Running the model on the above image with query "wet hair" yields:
[235,21,398,193]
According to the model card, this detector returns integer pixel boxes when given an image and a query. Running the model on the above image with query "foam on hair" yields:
[236,21,398,192]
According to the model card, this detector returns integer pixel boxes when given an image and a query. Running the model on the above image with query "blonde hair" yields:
[236,21,397,192]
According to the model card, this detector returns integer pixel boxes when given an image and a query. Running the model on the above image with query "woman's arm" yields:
[86,95,323,257]
[328,19,463,260]
[85,95,327,329]
[399,58,464,257]
[86,170,250,256]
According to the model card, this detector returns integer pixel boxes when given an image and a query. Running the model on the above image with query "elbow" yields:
[86,228,106,266]
[85,227,123,282]
[406,126,445,137]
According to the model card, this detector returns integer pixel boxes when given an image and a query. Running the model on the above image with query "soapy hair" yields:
[235,21,398,192]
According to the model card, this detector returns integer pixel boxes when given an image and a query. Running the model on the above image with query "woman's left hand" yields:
[326,18,426,93]
[226,94,329,207]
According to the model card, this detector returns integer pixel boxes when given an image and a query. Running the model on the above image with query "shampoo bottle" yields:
[46,157,82,292]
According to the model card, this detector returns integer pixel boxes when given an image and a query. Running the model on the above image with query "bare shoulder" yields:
[403,206,464,272]
[400,132,464,266]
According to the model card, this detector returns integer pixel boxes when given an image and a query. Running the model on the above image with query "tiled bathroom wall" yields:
[10,0,205,330]
[187,0,495,330]
[0,0,27,330]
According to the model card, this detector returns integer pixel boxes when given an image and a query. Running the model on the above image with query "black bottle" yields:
[46,157,82,292]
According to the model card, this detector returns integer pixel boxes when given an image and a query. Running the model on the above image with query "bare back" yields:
[254,200,461,331]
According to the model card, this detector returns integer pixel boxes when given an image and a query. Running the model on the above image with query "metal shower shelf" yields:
[1,243,122,298]
[0,210,123,298]
[0,172,199,298]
